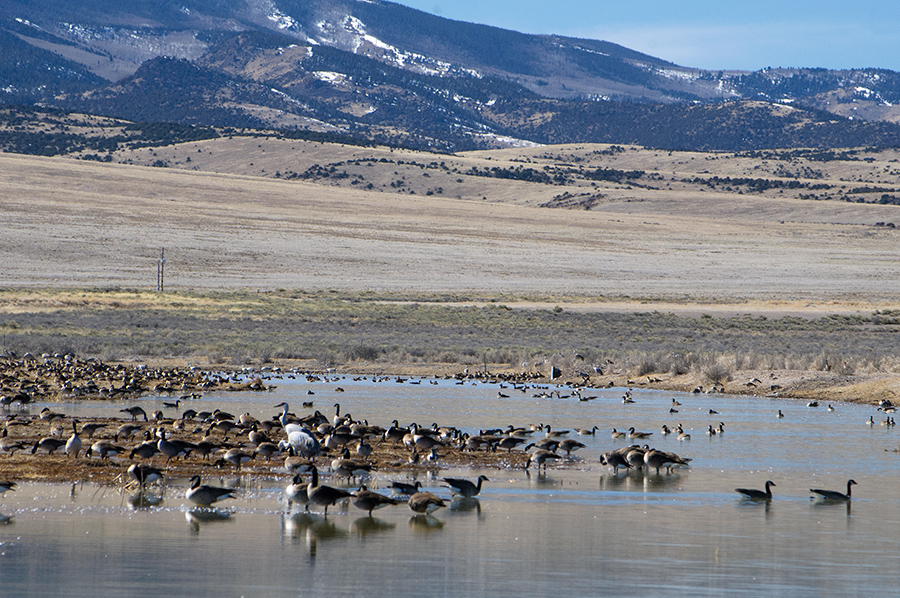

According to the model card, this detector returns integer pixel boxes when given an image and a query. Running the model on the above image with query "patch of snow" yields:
[312,71,349,84]
[268,9,299,30]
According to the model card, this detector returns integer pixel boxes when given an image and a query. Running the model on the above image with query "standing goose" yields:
[557,438,586,457]
[443,475,489,498]
[285,474,310,508]
[65,421,82,458]
[735,480,776,500]
[351,485,400,516]
[307,466,353,517]
[0,480,17,495]
[810,479,857,501]
[185,475,236,507]
[408,491,446,514]
[128,463,164,488]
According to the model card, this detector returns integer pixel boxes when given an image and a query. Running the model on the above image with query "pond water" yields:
[0,375,898,597]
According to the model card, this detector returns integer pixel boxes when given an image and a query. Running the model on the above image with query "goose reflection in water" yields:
[126,490,164,510]
[350,516,395,537]
[282,512,346,542]
[641,472,684,491]
[409,514,444,531]
[186,507,234,533]
[449,496,482,515]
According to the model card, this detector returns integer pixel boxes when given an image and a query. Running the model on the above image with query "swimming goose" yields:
[307,466,353,517]
[443,475,489,498]
[408,491,446,514]
[351,485,399,516]
[735,480,775,500]
[611,428,626,440]
[628,427,652,439]
[185,475,236,507]
[810,479,857,501]
[575,426,599,436]
[777,410,785,419]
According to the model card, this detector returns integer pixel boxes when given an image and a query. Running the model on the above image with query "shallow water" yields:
[1,376,898,597]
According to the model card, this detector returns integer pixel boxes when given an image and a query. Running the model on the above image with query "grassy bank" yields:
[2,288,900,385]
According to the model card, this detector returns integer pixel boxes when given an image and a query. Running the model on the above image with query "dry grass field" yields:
[3,139,900,404]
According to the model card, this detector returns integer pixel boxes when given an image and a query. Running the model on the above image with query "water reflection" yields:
[408,514,444,532]
[126,490,164,510]
[350,516,395,537]
[448,497,481,514]
[185,507,234,533]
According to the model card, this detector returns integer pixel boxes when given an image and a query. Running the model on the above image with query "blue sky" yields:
[390,1,900,71]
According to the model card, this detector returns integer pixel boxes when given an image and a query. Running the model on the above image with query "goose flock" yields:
[1,367,893,527]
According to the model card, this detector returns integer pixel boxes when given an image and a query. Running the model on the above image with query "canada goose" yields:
[495,436,527,453]
[80,422,106,439]
[356,440,373,459]
[285,474,310,508]
[575,426,599,436]
[810,479,857,501]
[706,425,717,436]
[600,450,632,473]
[307,466,353,517]
[65,421,82,457]
[120,406,148,422]
[557,438,586,457]
[352,485,399,516]
[389,480,422,496]
[255,442,280,461]
[0,429,25,455]
[807,401,819,408]
[628,427,652,439]
[717,422,725,434]
[643,449,692,474]
[185,475,236,507]
[32,437,66,455]
[611,428,626,439]
[544,425,570,438]
[39,407,65,422]
[867,416,875,426]
[827,404,835,412]
[735,480,775,500]
[408,491,446,514]
[0,480,17,495]
[129,440,160,460]
[86,440,126,459]
[157,430,187,463]
[777,410,785,419]
[524,446,561,472]
[671,398,682,406]
[127,463,163,488]
[660,425,671,435]
[222,448,253,468]
[331,448,372,480]
[443,475,489,498]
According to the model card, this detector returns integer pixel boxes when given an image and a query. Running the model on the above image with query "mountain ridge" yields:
[2,0,900,151]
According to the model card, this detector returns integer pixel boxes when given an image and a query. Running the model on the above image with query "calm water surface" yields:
[0,376,897,597]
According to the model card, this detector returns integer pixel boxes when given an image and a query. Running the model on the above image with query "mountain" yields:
[2,0,900,151]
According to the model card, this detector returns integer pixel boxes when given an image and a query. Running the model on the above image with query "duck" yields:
[408,491,446,514]
[306,466,353,517]
[735,480,775,500]
[185,475,235,507]
[810,479,857,501]
[351,485,399,516]
[443,475,489,498]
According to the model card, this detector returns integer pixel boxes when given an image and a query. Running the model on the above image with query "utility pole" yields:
[157,248,165,292]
